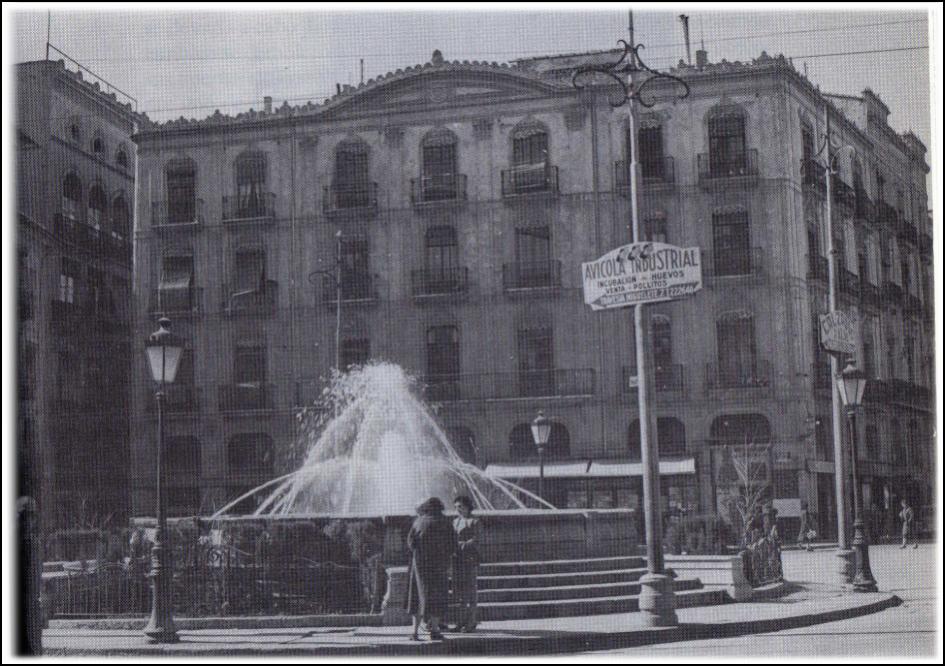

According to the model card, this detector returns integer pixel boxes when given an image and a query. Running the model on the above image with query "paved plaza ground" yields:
[41,543,938,657]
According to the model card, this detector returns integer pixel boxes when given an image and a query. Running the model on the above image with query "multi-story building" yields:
[16,58,138,528]
[130,47,934,539]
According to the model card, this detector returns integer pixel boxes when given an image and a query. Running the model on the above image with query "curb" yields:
[45,594,902,656]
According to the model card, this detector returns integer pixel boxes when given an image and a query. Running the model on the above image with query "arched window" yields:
[420,129,459,201]
[227,433,273,476]
[709,414,772,446]
[62,172,82,220]
[166,159,197,225]
[334,140,371,208]
[88,184,106,231]
[445,426,477,465]
[116,148,129,169]
[234,152,268,218]
[628,417,687,460]
[509,421,569,460]
[111,194,130,241]
[715,311,761,388]
[92,135,105,156]
[708,107,747,175]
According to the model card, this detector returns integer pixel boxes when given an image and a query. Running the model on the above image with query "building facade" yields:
[129,49,934,538]
[17,59,137,528]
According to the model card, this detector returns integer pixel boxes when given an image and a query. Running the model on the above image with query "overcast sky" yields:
[10,7,932,152]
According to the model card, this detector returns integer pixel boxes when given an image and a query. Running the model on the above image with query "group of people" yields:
[405,495,481,641]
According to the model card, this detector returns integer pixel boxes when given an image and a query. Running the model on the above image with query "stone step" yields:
[477,576,704,604]
[480,556,646,577]
[479,567,650,590]
[476,587,730,622]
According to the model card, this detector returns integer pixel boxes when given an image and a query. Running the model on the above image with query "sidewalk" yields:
[44,587,901,656]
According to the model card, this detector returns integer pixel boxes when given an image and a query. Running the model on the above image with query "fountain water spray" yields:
[212,363,552,518]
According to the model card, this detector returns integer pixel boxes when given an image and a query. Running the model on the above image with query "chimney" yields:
[696,47,708,70]
[264,96,272,114]
[679,15,692,66]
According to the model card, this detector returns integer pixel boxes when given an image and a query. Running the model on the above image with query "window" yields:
[69,121,81,142]
[87,185,106,231]
[514,226,552,286]
[59,258,79,303]
[341,339,370,369]
[801,123,815,181]
[159,255,194,311]
[116,149,129,169]
[652,315,673,373]
[708,111,747,174]
[166,160,196,225]
[518,325,554,396]
[340,236,371,299]
[716,311,758,387]
[628,417,687,459]
[815,416,833,461]
[227,433,273,476]
[234,248,265,293]
[334,142,370,208]
[87,267,114,315]
[421,131,458,201]
[852,160,866,214]
[92,136,104,155]
[235,343,266,384]
[712,212,751,276]
[424,226,459,288]
[427,325,460,377]
[645,215,668,244]
[638,126,664,179]
[876,172,885,204]
[62,172,82,220]
[509,125,549,192]
[111,195,130,240]
[235,152,267,217]
[862,323,876,378]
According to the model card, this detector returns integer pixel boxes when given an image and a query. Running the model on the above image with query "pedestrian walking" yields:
[405,497,457,641]
[797,501,814,551]
[899,498,918,549]
[450,495,481,633]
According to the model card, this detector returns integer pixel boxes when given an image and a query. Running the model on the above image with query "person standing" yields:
[451,495,482,633]
[797,501,814,551]
[899,498,918,549]
[406,497,457,641]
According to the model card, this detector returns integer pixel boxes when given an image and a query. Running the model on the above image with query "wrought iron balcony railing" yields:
[323,182,378,215]
[151,199,205,227]
[410,174,467,205]
[501,164,559,196]
[218,383,274,412]
[222,280,278,315]
[621,364,685,393]
[697,149,758,187]
[614,156,675,193]
[705,247,764,278]
[705,360,771,390]
[410,267,469,297]
[421,368,596,401]
[222,193,276,222]
[502,260,562,290]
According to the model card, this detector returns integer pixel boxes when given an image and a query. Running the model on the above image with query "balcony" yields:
[501,164,559,197]
[218,383,274,412]
[151,199,204,227]
[697,149,758,189]
[621,364,685,394]
[807,254,829,283]
[222,280,278,316]
[705,360,772,390]
[410,174,467,206]
[323,182,378,218]
[322,272,378,304]
[831,175,856,211]
[859,281,881,309]
[421,368,596,401]
[838,267,860,299]
[222,193,276,223]
[410,267,469,298]
[614,156,675,194]
[502,261,561,291]
[882,281,903,303]
[704,247,764,279]
[147,384,201,414]
[148,287,203,316]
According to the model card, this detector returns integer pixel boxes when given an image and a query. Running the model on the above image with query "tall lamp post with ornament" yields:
[531,411,552,503]
[143,316,184,643]
[836,358,878,592]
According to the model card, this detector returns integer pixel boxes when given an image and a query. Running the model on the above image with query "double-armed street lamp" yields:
[531,411,552,503]
[143,316,184,643]
[836,359,878,592]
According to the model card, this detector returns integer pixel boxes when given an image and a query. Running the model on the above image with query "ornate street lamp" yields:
[143,316,184,642]
[836,358,877,592]
[531,411,552,504]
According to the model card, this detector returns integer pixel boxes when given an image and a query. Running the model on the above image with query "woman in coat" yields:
[406,497,457,640]
[451,495,482,633]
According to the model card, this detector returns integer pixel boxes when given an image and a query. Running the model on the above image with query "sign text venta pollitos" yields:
[582,242,703,310]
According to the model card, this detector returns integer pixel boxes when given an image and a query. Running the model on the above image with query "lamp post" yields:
[531,411,552,503]
[143,316,184,643]
[836,359,878,592]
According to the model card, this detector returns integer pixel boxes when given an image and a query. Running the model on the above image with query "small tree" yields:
[722,436,772,546]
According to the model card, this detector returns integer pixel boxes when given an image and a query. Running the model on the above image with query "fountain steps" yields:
[479,567,651,589]
[477,577,704,603]
[479,555,646,577]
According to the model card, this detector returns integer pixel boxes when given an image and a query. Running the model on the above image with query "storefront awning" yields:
[485,458,696,480]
